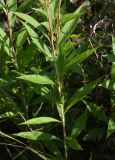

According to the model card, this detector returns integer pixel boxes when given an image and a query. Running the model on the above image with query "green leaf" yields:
[107,116,115,138]
[83,128,105,141]
[111,36,115,80]
[61,12,82,26]
[7,0,17,28]
[43,141,62,157]
[18,0,36,11]
[65,48,95,70]
[20,117,61,125]
[107,54,115,62]
[86,102,107,122]
[57,2,85,48]
[66,77,102,112]
[14,11,40,28]
[112,36,115,55]
[0,111,17,119]
[66,137,83,150]
[71,110,87,138]
[99,80,115,90]
[18,74,55,85]
[22,22,51,57]
[16,29,28,47]
[17,43,37,70]
[13,131,60,141]
[0,28,12,57]
[49,0,60,17]
[111,64,115,80]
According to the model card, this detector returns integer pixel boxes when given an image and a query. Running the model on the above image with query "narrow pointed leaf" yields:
[66,137,83,150]
[66,48,95,70]
[13,131,60,141]
[0,28,12,57]
[20,117,61,125]
[18,0,36,11]
[22,22,51,57]
[57,2,85,48]
[71,110,87,137]
[66,77,102,112]
[18,74,55,85]
[14,11,40,28]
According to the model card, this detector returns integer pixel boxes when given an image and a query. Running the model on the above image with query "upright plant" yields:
[0,0,115,160]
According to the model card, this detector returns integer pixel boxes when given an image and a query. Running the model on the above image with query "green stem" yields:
[45,1,68,159]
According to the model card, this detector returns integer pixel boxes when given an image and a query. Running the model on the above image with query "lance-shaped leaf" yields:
[71,110,87,138]
[20,117,61,125]
[65,48,95,71]
[7,0,17,28]
[13,131,61,141]
[22,22,51,57]
[16,29,28,47]
[18,74,55,85]
[13,11,47,36]
[0,28,12,57]
[13,11,40,28]
[65,77,102,112]
[66,137,83,150]
[17,0,36,11]
[57,2,85,48]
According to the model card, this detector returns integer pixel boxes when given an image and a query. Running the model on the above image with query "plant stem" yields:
[45,1,68,159]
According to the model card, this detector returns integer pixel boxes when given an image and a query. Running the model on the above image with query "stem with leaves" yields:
[45,0,68,159]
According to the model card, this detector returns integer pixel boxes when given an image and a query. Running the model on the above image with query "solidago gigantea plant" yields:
[1,0,114,160]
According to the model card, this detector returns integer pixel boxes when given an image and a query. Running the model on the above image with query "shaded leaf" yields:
[86,102,107,122]
[66,48,95,70]
[22,22,51,57]
[18,0,36,11]
[66,137,83,150]
[83,128,105,141]
[71,110,87,138]
[66,77,102,112]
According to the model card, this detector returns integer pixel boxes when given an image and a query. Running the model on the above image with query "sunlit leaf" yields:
[20,117,61,125]
[14,11,40,28]
[99,80,115,90]
[107,116,115,138]
[18,74,55,85]
[57,2,85,48]
[13,131,61,141]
